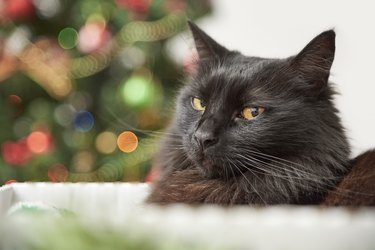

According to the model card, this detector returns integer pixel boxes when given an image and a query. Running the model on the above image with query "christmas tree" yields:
[0,0,212,184]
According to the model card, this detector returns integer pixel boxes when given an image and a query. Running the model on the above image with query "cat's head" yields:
[174,22,348,180]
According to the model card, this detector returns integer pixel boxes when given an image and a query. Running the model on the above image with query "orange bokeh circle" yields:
[117,131,138,153]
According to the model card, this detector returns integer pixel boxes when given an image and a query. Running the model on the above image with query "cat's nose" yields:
[194,130,218,150]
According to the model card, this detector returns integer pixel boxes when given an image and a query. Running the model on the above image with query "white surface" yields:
[0,182,150,219]
[1,183,375,250]
[168,0,375,157]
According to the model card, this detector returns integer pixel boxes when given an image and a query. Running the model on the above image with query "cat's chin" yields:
[193,157,223,179]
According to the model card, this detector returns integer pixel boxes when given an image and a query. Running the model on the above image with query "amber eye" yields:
[241,107,265,120]
[191,97,206,111]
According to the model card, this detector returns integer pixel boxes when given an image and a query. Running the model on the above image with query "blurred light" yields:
[7,94,23,116]
[117,131,138,153]
[26,131,50,154]
[13,117,32,138]
[183,50,198,75]
[5,26,31,56]
[58,27,78,49]
[78,18,110,54]
[72,151,95,173]
[54,104,75,126]
[2,140,31,166]
[29,99,51,119]
[8,95,22,105]
[119,47,146,69]
[96,162,123,181]
[95,131,117,154]
[48,164,68,182]
[50,78,73,97]
[3,0,35,21]
[62,131,86,148]
[68,91,92,110]
[116,0,150,13]
[20,38,73,99]
[121,74,154,108]
[34,0,61,18]
[5,180,17,185]
[145,167,160,183]
[73,111,94,132]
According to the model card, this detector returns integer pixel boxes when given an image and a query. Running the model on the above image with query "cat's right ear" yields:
[187,21,228,61]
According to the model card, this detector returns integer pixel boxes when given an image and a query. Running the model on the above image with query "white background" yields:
[170,0,375,157]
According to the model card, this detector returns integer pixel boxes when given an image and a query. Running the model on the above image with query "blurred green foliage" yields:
[0,0,211,184]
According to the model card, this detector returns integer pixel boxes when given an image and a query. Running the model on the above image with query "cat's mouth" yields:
[201,158,213,170]
[195,156,220,178]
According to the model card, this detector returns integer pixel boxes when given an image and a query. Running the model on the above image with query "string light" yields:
[117,131,138,153]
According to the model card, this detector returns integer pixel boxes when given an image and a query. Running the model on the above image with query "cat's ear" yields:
[291,30,335,92]
[187,21,228,61]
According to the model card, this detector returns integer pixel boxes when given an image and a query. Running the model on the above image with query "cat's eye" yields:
[191,97,206,111]
[241,107,265,120]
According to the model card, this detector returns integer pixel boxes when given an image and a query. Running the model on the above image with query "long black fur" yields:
[148,22,356,205]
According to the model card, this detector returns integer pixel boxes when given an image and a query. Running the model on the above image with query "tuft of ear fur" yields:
[187,21,229,61]
[292,30,336,93]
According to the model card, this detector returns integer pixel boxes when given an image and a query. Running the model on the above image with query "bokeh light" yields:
[121,74,155,108]
[54,104,75,126]
[58,27,78,49]
[119,46,146,69]
[34,0,61,19]
[26,131,51,154]
[73,111,94,132]
[48,164,69,182]
[8,94,22,105]
[72,151,95,173]
[13,117,32,138]
[78,17,110,53]
[117,131,138,153]
[2,140,31,166]
[95,131,117,154]
[29,99,51,119]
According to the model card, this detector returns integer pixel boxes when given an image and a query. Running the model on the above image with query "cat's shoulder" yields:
[323,149,375,206]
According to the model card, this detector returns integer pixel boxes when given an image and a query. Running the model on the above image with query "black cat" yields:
[147,21,375,206]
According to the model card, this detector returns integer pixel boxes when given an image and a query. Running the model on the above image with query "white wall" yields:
[169,0,375,157]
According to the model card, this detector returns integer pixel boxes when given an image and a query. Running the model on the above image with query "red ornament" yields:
[1,0,35,21]
[2,140,32,166]
[116,0,150,13]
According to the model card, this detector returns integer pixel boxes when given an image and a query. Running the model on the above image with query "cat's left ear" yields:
[291,30,335,92]
[187,21,229,61]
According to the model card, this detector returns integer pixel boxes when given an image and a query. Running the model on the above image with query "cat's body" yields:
[147,22,375,206]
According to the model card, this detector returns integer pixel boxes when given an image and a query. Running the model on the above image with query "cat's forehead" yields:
[194,56,288,100]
